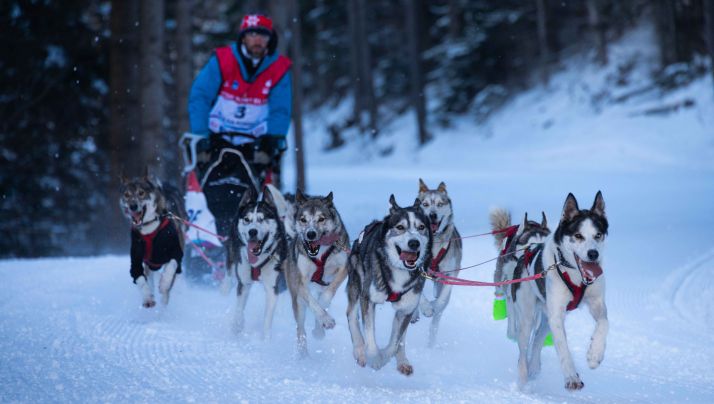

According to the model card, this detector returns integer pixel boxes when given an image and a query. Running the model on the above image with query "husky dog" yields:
[490,208,550,339]
[346,195,432,376]
[507,192,608,390]
[119,172,186,308]
[286,190,350,356]
[414,179,462,347]
[222,187,288,338]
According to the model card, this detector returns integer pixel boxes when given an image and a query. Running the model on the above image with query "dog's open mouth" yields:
[131,206,146,226]
[575,255,603,284]
[396,246,420,269]
[304,240,320,257]
[430,219,441,233]
[247,240,263,264]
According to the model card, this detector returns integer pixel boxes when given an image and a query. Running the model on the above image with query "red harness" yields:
[250,255,274,281]
[309,245,335,286]
[557,268,587,311]
[140,217,171,269]
[429,241,451,273]
[500,225,520,255]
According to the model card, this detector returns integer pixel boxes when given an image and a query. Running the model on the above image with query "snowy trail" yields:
[2,166,713,402]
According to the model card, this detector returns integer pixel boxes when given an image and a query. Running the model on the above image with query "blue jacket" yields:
[188,43,292,138]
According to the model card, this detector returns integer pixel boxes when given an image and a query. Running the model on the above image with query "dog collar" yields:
[556,248,576,269]
[133,215,159,231]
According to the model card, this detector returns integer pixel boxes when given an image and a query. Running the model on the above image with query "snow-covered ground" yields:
[2,24,714,402]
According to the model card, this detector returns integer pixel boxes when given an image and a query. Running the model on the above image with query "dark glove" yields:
[254,135,287,158]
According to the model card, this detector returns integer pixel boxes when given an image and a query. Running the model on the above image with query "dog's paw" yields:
[397,362,413,376]
[319,314,336,330]
[420,301,435,318]
[312,325,326,340]
[367,352,387,370]
[297,335,308,359]
[353,346,366,367]
[587,346,605,369]
[564,374,584,390]
[142,298,156,308]
[410,310,420,324]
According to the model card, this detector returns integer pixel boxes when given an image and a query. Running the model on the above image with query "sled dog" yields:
[119,171,185,308]
[490,208,550,339]
[414,179,462,347]
[286,190,350,356]
[346,195,431,376]
[506,192,608,390]
[223,187,288,338]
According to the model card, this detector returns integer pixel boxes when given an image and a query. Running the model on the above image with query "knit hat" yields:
[239,14,278,55]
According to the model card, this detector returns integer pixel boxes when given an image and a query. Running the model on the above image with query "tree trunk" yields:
[535,0,550,84]
[288,0,306,192]
[175,0,193,135]
[448,0,463,40]
[405,0,429,145]
[347,0,363,130]
[356,0,377,137]
[108,0,140,249]
[706,0,714,93]
[654,0,677,69]
[139,0,166,177]
[587,0,608,65]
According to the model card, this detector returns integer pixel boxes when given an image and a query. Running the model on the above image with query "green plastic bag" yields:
[493,292,507,320]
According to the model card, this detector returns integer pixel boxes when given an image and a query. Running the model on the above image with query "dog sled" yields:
[179,132,277,286]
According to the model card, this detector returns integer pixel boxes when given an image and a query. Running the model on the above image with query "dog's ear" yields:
[119,172,129,186]
[437,181,447,193]
[561,193,580,222]
[591,191,606,218]
[412,197,421,209]
[541,211,548,229]
[323,191,333,205]
[262,187,276,208]
[516,212,527,236]
[239,188,254,210]
[296,188,306,203]
[418,178,429,193]
[388,194,400,214]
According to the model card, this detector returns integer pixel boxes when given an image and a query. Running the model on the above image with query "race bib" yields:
[209,95,269,135]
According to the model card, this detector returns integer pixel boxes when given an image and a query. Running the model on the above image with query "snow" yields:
[2,24,714,402]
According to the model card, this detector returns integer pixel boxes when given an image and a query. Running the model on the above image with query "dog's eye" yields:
[417,224,425,231]
[124,192,131,198]
[574,233,584,240]
[594,233,602,240]
[137,190,145,197]
[422,202,429,207]
[318,217,325,223]
[437,202,444,207]
[396,225,405,231]
[243,217,251,223]
[300,217,307,223]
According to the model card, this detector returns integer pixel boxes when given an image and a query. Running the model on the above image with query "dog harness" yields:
[500,224,520,255]
[555,249,587,311]
[130,216,183,282]
[429,241,451,273]
[309,245,335,286]
[250,255,274,281]
[385,274,420,302]
[208,46,291,139]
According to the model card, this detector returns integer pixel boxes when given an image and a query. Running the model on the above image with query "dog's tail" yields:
[264,184,295,239]
[489,207,512,250]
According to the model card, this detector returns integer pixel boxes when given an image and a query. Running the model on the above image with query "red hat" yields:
[239,14,274,36]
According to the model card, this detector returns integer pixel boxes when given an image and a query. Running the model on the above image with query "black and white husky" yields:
[415,179,462,347]
[506,192,608,390]
[222,186,288,338]
[490,208,550,340]
[346,195,432,376]
[119,172,185,308]
[286,190,350,356]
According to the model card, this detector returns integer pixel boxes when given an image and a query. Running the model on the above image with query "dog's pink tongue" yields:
[399,251,418,261]
[431,223,439,232]
[319,233,339,246]
[580,261,603,280]
[247,242,259,264]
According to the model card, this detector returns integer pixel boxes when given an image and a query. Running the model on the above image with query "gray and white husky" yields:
[490,208,550,340]
[286,190,350,356]
[119,172,185,308]
[415,179,462,347]
[506,192,608,390]
[222,187,288,338]
[346,195,432,376]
